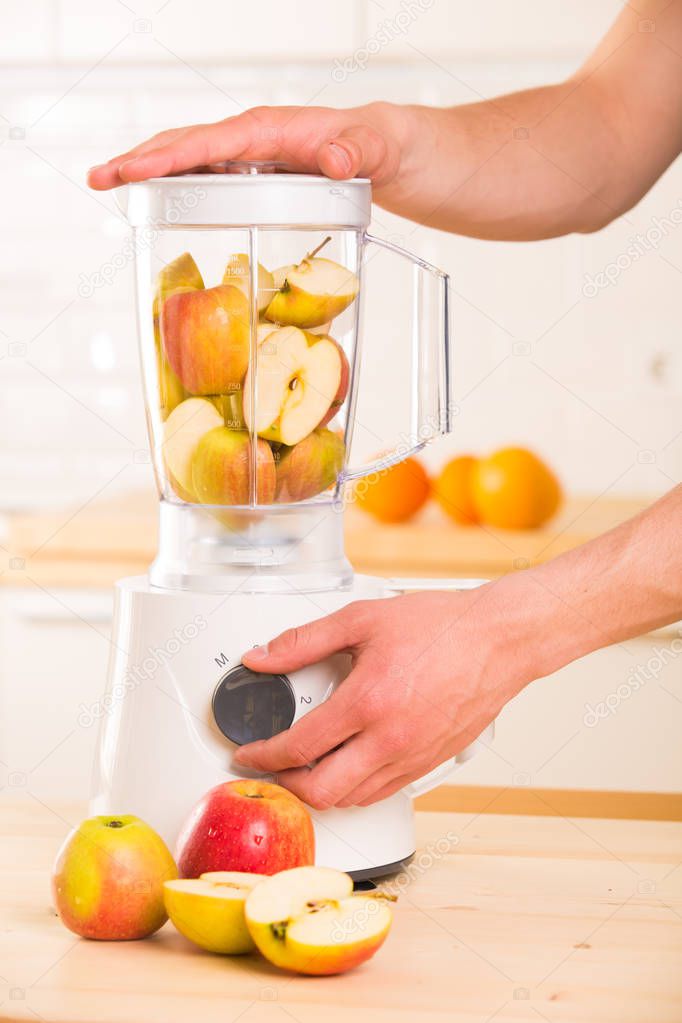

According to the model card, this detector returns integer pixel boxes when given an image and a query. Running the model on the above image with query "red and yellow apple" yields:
[275,428,345,502]
[245,866,393,975]
[161,284,250,395]
[164,871,264,954]
[176,780,315,878]
[191,427,276,506]
[51,815,177,940]
[222,253,275,315]
[244,326,342,446]
[265,256,359,329]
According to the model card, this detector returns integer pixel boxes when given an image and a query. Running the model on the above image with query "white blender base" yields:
[91,575,418,878]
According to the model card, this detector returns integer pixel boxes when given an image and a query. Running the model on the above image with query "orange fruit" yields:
[433,455,480,524]
[355,457,430,524]
[472,447,561,529]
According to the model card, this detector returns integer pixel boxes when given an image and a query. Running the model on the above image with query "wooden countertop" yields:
[4,491,649,588]
[1,800,681,1022]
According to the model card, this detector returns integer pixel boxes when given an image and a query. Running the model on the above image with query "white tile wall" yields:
[0,1,680,511]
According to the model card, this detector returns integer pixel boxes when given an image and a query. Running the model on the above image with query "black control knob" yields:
[212,665,296,746]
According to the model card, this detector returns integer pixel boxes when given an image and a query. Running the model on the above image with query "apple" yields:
[222,253,275,315]
[318,339,350,427]
[245,866,393,975]
[51,814,177,941]
[176,780,315,878]
[162,397,224,495]
[208,390,245,430]
[275,428,345,502]
[243,326,342,446]
[161,284,250,395]
[164,871,264,954]
[152,251,204,323]
[191,427,276,505]
[265,256,359,329]
[158,351,187,421]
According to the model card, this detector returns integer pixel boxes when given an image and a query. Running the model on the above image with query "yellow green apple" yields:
[161,284,250,395]
[222,253,275,315]
[51,815,177,941]
[274,428,345,502]
[245,866,393,975]
[164,872,264,954]
[191,427,276,505]
[265,256,359,329]
[162,397,224,495]
[243,326,342,446]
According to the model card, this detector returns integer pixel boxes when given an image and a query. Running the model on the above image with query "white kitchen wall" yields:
[0,0,680,512]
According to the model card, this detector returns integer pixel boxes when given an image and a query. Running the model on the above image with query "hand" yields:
[87,102,413,201]
[234,581,538,809]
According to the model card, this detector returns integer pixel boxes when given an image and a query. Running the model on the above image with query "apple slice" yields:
[243,326,342,446]
[191,426,276,506]
[162,397,224,495]
[222,254,275,315]
[245,866,393,975]
[265,257,359,329]
[318,338,350,427]
[164,872,264,954]
[153,252,204,322]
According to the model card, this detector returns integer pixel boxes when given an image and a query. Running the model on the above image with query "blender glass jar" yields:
[121,166,451,591]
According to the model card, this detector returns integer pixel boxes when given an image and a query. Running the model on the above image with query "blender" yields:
[91,164,493,880]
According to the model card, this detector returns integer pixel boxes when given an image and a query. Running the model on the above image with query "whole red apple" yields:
[176,780,315,878]
[161,283,250,395]
[51,815,177,940]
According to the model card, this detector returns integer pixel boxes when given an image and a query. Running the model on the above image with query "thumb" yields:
[242,604,367,673]
[316,124,398,186]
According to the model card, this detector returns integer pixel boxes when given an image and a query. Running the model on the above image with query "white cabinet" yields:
[0,588,113,804]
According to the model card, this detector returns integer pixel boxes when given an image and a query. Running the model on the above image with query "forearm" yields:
[511,486,682,681]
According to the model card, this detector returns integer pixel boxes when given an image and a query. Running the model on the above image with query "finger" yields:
[335,762,403,808]
[116,118,255,184]
[274,732,392,810]
[242,602,368,674]
[316,124,398,185]
[87,127,192,189]
[234,666,367,772]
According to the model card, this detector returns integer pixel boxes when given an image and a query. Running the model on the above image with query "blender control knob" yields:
[212,665,296,746]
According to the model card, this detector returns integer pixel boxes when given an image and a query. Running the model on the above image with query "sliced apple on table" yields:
[222,253,275,315]
[265,245,359,329]
[164,872,264,954]
[191,426,276,506]
[161,284,250,395]
[245,866,393,975]
[243,326,342,446]
[275,428,345,502]
[162,397,224,496]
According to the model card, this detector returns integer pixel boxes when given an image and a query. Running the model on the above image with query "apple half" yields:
[162,397,224,496]
[164,872,264,954]
[265,257,359,329]
[222,253,275,315]
[243,326,342,446]
[245,866,393,975]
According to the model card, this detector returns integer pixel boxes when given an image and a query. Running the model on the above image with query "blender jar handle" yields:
[382,577,495,799]
[339,232,453,483]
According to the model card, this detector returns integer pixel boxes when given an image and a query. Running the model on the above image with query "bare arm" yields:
[233,486,682,809]
[89,0,682,240]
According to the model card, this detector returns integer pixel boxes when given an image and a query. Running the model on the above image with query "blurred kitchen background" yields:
[1,1,680,813]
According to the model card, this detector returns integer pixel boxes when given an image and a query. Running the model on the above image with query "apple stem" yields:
[107,820,124,828]
[305,235,332,261]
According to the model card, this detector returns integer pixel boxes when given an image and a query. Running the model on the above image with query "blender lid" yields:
[118,162,371,228]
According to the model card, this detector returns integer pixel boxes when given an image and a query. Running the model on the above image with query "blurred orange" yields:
[472,447,561,529]
[355,457,430,523]
[433,455,480,524]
